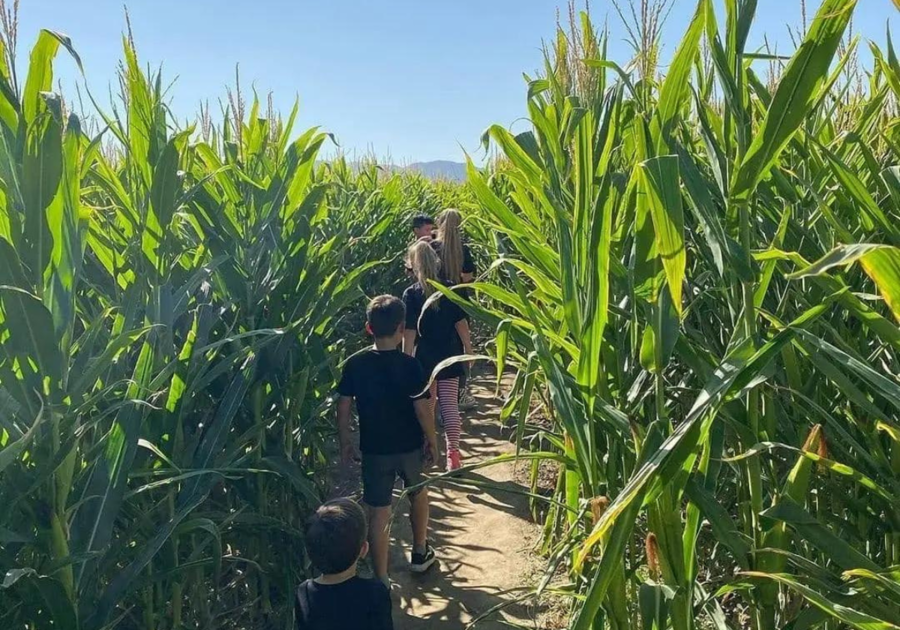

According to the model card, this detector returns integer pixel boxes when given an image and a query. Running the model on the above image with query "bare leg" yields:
[429,380,438,428]
[367,505,392,580]
[410,489,429,551]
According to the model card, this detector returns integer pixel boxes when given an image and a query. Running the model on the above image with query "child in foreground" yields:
[296,499,392,630]
[337,295,439,584]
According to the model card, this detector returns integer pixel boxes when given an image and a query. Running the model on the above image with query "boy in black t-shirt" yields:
[337,295,439,584]
[296,499,392,630]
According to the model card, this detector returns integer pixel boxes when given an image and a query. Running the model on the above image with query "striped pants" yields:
[431,377,461,453]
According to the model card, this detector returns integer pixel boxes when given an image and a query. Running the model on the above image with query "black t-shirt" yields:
[295,576,392,630]
[337,348,428,455]
[430,240,476,277]
[402,283,467,381]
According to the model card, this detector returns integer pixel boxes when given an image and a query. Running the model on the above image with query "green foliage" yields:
[461,1,900,629]
[0,30,464,630]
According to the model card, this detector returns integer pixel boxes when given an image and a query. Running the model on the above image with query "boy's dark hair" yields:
[411,213,434,230]
[367,295,406,338]
[305,498,368,574]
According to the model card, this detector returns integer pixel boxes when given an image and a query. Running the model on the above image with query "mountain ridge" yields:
[402,160,467,182]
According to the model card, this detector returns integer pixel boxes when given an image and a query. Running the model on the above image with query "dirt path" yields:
[330,372,542,629]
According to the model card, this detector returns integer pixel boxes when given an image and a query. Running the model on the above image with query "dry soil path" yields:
[330,371,542,629]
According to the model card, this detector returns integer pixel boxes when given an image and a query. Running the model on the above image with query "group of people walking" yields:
[403,209,476,470]
[295,210,476,629]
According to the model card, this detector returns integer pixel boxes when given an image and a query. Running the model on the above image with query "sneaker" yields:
[410,543,437,573]
[447,449,462,471]
[458,390,477,411]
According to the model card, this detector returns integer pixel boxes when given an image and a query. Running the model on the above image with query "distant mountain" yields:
[321,158,469,182]
[404,160,467,182]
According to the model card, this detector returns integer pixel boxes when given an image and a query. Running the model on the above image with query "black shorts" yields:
[361,450,425,508]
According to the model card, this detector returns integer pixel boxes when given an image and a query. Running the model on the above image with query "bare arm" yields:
[413,397,439,464]
[455,318,473,356]
[460,272,474,283]
[337,396,358,463]
[402,330,417,356]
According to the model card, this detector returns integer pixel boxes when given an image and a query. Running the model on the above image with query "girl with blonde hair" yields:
[432,208,475,285]
[432,208,477,410]
[402,241,473,470]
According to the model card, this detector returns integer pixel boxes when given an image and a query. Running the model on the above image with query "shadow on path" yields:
[330,372,543,629]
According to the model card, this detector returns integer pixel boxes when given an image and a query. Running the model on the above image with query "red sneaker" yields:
[448,450,462,471]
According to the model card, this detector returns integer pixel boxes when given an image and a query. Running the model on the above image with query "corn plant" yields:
[0,27,429,629]
[456,0,900,628]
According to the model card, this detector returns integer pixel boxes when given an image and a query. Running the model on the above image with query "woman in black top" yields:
[430,208,475,285]
[431,208,477,410]
[402,241,472,470]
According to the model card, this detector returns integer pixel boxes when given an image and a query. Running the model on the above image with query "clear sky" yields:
[18,0,898,163]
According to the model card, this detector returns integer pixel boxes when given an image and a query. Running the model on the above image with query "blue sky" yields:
[19,1,897,162]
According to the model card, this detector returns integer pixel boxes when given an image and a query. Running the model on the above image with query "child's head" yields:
[305,498,369,575]
[366,295,406,340]
[411,213,434,239]
[407,240,441,296]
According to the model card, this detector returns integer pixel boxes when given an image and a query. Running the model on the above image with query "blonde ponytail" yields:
[436,208,464,284]
[407,240,442,296]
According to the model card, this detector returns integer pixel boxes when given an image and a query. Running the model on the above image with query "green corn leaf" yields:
[260,456,320,506]
[0,37,17,133]
[583,59,637,98]
[2,568,78,630]
[516,356,537,456]
[883,28,900,99]
[486,124,544,186]
[843,568,900,601]
[742,571,900,630]
[22,30,82,125]
[45,114,84,354]
[817,143,899,242]
[71,339,155,590]
[22,97,63,286]
[638,581,675,630]
[677,147,731,278]
[417,354,491,396]
[0,286,63,386]
[684,477,750,568]
[495,319,512,390]
[797,329,900,414]
[882,166,900,210]
[90,364,254,627]
[787,244,900,323]
[652,0,707,152]
[731,0,858,201]
[0,403,44,475]
[761,498,880,572]
[638,156,685,316]
[149,134,181,231]
[577,302,829,570]
[0,237,29,289]
[69,325,158,399]
[572,500,642,630]
[165,313,198,414]
[724,441,897,505]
